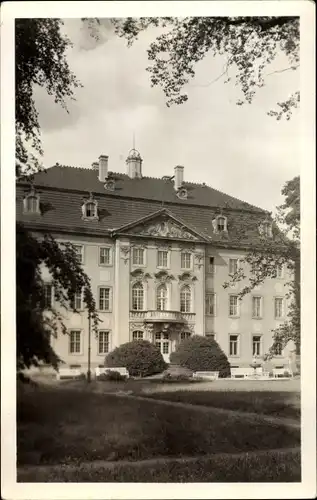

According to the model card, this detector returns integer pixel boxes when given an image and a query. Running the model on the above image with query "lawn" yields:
[17,384,300,481]
[145,389,300,421]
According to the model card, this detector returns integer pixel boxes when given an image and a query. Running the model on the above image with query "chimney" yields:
[92,162,99,171]
[98,155,108,182]
[174,165,184,191]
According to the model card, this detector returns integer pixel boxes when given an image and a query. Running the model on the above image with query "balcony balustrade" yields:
[130,310,195,323]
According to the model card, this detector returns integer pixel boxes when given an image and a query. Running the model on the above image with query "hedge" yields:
[170,335,231,378]
[105,340,166,377]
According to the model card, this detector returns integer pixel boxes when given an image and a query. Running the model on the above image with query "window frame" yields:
[71,289,83,311]
[205,292,216,316]
[69,329,83,355]
[132,330,144,341]
[43,283,53,309]
[180,285,192,313]
[180,251,192,270]
[97,330,110,355]
[23,192,40,214]
[229,258,239,275]
[99,246,112,267]
[73,244,84,264]
[157,249,169,269]
[252,295,263,319]
[252,334,263,357]
[229,334,240,357]
[132,247,146,267]
[276,264,284,279]
[98,286,112,312]
[131,282,144,311]
[207,256,215,275]
[156,284,168,311]
[274,297,284,320]
[229,294,240,318]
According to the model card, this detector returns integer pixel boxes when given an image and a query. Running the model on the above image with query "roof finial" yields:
[133,131,135,151]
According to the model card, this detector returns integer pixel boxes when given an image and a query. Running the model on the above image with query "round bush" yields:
[105,340,166,377]
[170,335,231,378]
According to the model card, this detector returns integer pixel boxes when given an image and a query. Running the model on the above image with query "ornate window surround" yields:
[81,192,99,221]
[23,186,41,215]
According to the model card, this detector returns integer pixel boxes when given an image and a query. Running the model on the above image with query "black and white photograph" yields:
[1,1,315,498]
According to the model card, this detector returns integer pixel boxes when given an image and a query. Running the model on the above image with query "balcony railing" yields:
[130,310,195,323]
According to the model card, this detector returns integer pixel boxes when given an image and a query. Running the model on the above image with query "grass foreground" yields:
[17,384,300,482]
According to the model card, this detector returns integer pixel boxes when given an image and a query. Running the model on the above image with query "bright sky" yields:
[34,18,300,213]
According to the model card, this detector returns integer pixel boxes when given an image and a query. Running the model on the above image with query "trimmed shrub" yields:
[161,373,202,384]
[97,370,127,382]
[170,335,231,378]
[105,340,166,378]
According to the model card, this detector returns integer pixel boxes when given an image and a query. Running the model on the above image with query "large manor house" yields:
[17,149,292,371]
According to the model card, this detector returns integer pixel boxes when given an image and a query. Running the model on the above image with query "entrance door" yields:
[155,332,171,363]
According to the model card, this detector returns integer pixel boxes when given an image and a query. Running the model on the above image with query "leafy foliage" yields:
[170,335,231,377]
[16,223,99,371]
[16,19,81,177]
[223,176,300,355]
[97,370,127,382]
[105,340,166,377]
[109,16,299,116]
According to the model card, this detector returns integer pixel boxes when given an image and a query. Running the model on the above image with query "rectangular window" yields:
[206,293,216,316]
[162,342,169,354]
[132,331,143,341]
[229,258,238,275]
[71,290,82,310]
[69,330,81,354]
[74,245,84,264]
[207,256,215,274]
[157,250,168,268]
[274,298,284,319]
[180,332,191,341]
[276,264,284,279]
[229,295,239,317]
[132,248,145,266]
[181,252,191,269]
[252,335,262,356]
[98,331,110,354]
[252,296,263,318]
[99,287,111,311]
[229,334,239,356]
[99,247,111,266]
[43,284,53,308]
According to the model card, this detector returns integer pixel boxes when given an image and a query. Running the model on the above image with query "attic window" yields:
[104,178,115,191]
[259,221,273,238]
[82,193,98,221]
[212,214,227,234]
[177,187,188,200]
[23,188,40,214]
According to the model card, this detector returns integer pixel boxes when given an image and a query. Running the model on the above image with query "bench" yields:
[95,367,129,378]
[273,367,292,378]
[56,367,83,380]
[193,371,219,380]
[231,367,255,379]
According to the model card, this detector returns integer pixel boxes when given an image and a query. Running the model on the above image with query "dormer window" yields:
[259,221,273,238]
[82,193,98,221]
[23,188,40,214]
[212,214,228,233]
[104,178,115,191]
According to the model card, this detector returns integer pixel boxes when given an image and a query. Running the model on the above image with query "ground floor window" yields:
[132,330,143,341]
[229,334,239,356]
[155,332,170,355]
[98,330,110,355]
[180,331,191,342]
[69,330,81,354]
[252,335,262,356]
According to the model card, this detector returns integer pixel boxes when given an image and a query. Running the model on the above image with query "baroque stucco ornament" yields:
[154,270,176,284]
[120,245,130,264]
[132,219,198,241]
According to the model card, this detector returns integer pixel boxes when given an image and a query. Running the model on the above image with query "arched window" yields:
[180,285,191,313]
[156,284,167,311]
[132,330,143,341]
[81,193,98,220]
[26,196,38,212]
[132,282,144,310]
[23,188,40,214]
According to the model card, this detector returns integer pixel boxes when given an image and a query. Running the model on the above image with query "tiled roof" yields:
[16,165,271,247]
[24,165,265,212]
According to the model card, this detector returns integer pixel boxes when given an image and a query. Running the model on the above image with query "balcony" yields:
[130,310,195,323]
